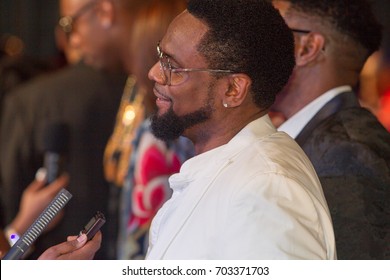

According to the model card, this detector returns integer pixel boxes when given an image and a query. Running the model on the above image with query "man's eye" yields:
[171,71,185,79]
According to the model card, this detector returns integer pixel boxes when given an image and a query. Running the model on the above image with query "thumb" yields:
[68,233,88,251]
[38,234,88,260]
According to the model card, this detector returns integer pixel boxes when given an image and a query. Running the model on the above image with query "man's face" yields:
[59,0,114,70]
[148,11,222,141]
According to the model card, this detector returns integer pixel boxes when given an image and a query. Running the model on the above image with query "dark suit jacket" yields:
[295,91,390,259]
[0,62,127,259]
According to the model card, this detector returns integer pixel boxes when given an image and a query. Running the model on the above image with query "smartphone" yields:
[79,211,106,240]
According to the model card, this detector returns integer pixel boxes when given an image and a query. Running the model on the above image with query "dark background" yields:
[1,0,60,60]
[1,0,389,62]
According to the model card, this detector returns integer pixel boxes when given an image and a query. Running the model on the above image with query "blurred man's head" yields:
[58,0,136,73]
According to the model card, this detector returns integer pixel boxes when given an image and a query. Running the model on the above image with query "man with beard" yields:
[144,0,336,259]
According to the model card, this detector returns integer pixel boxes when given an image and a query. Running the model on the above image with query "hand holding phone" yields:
[79,211,106,241]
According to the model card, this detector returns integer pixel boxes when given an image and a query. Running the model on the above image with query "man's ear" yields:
[222,74,252,108]
[97,0,115,29]
[295,33,325,66]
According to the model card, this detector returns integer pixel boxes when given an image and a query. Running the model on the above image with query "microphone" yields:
[2,188,72,260]
[43,123,70,184]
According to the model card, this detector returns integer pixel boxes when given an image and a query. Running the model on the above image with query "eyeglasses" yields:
[157,41,235,86]
[58,0,98,35]
[290,28,326,51]
[290,28,311,34]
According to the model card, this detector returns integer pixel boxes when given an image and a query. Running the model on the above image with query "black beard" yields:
[151,100,214,142]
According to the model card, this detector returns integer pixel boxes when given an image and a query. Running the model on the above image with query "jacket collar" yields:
[295,91,360,146]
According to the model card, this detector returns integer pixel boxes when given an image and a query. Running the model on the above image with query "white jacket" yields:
[146,115,336,259]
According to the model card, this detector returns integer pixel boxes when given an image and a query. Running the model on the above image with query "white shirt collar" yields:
[278,85,352,138]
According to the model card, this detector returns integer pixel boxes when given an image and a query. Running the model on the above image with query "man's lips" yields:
[154,87,171,102]
[153,86,172,112]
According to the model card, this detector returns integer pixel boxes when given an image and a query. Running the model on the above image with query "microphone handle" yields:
[2,188,72,260]
[44,152,63,184]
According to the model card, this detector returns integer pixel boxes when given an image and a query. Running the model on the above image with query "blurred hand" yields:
[38,231,102,260]
[0,229,10,259]
[9,173,70,235]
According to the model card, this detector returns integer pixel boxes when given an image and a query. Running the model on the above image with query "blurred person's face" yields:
[59,0,122,71]
[55,25,82,64]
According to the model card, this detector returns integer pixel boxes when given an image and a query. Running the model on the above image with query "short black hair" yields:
[187,0,295,109]
[287,0,382,56]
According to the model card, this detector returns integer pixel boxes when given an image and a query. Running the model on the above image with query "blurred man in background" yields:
[0,0,134,259]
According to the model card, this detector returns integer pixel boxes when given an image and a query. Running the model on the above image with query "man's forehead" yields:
[60,0,90,16]
[162,10,208,50]
[272,1,313,27]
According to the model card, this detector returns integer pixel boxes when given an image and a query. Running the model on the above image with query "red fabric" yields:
[378,89,390,131]
[128,144,181,229]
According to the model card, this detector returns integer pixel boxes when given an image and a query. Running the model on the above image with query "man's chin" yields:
[150,102,212,142]
[150,111,184,142]
[83,57,104,71]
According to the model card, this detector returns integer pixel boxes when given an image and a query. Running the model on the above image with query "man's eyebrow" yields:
[163,50,182,66]
[161,48,173,59]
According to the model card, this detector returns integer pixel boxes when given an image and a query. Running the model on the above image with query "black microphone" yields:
[43,123,70,184]
[2,188,72,260]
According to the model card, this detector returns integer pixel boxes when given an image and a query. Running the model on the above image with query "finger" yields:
[69,231,102,260]
[66,235,78,242]
[89,231,102,245]
[53,234,87,256]
[38,234,88,260]
[44,174,70,197]
[35,167,47,182]
[84,231,102,254]
[25,178,47,193]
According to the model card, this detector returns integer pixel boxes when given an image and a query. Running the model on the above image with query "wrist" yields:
[4,225,20,246]
[8,215,26,236]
